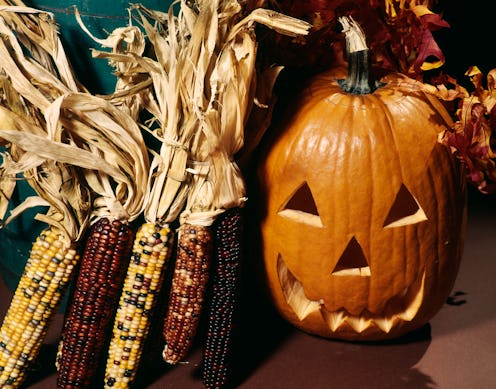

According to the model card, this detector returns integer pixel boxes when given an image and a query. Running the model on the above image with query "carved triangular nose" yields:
[332,237,370,276]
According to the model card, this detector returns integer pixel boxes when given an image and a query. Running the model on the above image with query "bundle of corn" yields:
[85,9,190,386]
[0,3,156,388]
[0,6,150,386]
[89,4,309,378]
[0,4,91,387]
[0,91,151,387]
[169,0,261,383]
[188,3,309,386]
[136,1,311,382]
[88,3,222,380]
[0,93,150,388]
[40,92,150,389]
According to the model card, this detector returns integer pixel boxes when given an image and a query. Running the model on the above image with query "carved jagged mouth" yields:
[277,255,425,334]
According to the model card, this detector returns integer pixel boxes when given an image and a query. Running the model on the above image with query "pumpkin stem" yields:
[338,16,381,94]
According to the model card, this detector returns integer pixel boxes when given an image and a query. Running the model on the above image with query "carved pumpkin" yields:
[257,17,467,341]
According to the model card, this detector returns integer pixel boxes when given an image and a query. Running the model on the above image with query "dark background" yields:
[434,0,496,87]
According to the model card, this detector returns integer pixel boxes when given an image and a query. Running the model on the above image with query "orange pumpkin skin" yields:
[257,69,467,341]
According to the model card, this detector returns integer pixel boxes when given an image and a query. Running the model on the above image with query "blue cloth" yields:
[0,178,46,290]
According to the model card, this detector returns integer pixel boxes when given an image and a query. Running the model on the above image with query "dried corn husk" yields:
[85,4,190,225]
[74,7,151,120]
[0,3,83,104]
[0,2,149,224]
[0,2,149,233]
[176,0,309,225]
[86,0,310,226]
[0,2,89,241]
[164,0,309,224]
[0,93,150,225]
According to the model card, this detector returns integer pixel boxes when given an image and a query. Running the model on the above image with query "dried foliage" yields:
[260,0,496,199]
[262,0,448,79]
[439,67,496,194]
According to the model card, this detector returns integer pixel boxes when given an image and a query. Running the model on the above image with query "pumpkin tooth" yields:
[345,315,371,333]
[321,309,346,332]
[331,266,371,277]
[374,317,395,333]
[396,272,425,322]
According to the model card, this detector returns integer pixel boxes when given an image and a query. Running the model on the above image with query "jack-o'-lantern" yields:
[257,17,467,341]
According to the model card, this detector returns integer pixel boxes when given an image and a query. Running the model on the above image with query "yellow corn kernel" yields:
[0,227,79,388]
[104,222,173,389]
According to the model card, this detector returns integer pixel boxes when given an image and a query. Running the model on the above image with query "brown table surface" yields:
[1,188,495,389]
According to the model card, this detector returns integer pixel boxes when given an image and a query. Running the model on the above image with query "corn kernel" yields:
[0,228,79,387]
[104,222,172,388]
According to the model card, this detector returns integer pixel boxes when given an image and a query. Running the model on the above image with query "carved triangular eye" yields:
[278,182,323,227]
[383,184,427,228]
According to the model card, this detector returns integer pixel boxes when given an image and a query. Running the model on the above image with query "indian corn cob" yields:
[0,108,93,389]
[162,223,213,365]
[56,217,134,388]
[103,222,173,388]
[158,0,223,365]
[0,227,79,387]
[201,207,244,389]
[50,92,149,388]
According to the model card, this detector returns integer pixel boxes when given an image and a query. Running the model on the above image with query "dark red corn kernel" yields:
[162,224,213,365]
[56,217,134,389]
[202,208,243,389]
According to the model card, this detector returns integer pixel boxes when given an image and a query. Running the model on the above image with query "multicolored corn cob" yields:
[0,227,79,388]
[104,222,173,388]
[202,207,244,389]
[56,217,134,389]
[162,223,213,365]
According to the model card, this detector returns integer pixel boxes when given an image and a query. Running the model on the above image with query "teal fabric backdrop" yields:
[0,0,174,292]
[24,0,174,94]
